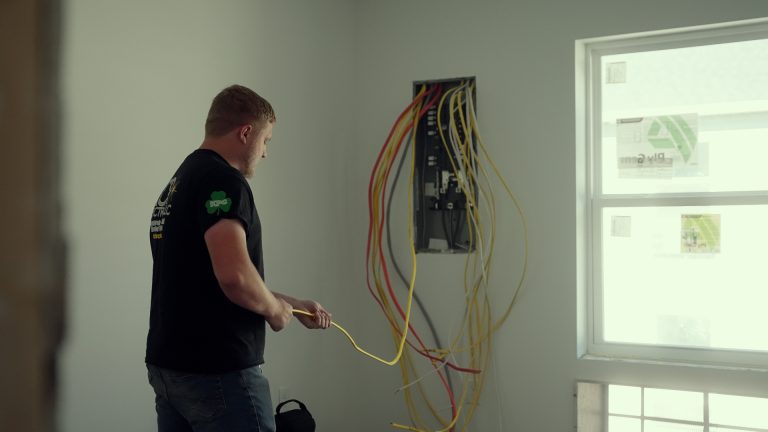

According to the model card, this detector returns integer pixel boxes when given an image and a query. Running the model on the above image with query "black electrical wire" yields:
[441,207,454,249]
[385,124,454,392]
[450,208,456,245]
[420,161,427,249]
[452,208,465,247]
[420,115,430,250]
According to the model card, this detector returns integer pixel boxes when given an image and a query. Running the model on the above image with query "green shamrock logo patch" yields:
[205,191,232,215]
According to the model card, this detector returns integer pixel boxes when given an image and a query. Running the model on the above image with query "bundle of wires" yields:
[365,81,529,432]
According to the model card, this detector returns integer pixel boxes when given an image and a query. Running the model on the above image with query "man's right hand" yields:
[266,298,293,331]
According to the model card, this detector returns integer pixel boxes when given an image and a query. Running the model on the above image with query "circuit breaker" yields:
[413,77,477,253]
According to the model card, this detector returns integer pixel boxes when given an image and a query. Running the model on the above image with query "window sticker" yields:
[611,215,632,237]
[606,62,627,84]
[681,214,720,254]
[617,114,705,178]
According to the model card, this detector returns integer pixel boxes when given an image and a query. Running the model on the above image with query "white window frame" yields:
[577,381,768,432]
[577,18,768,369]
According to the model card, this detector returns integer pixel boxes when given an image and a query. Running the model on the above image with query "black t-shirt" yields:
[146,149,266,373]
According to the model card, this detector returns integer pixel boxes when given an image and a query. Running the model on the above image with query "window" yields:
[579,19,768,367]
[577,382,768,432]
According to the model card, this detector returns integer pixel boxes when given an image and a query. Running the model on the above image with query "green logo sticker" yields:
[205,191,232,215]
[647,115,697,163]
[681,214,721,254]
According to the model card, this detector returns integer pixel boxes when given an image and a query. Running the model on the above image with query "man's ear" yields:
[238,124,252,144]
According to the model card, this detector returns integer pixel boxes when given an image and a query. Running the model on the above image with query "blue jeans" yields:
[147,364,276,432]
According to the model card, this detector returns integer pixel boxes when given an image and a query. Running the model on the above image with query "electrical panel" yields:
[413,77,477,253]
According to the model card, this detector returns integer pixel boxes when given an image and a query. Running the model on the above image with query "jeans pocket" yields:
[166,372,227,422]
[147,365,163,398]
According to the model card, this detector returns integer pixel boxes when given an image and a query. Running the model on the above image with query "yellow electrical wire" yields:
[364,88,461,432]
[290,309,396,363]
[438,85,492,351]
[387,84,473,432]
[289,92,422,365]
[399,81,528,432]
[441,82,530,354]
[309,87,424,369]
[444,84,499,432]
[347,80,528,432]
[456,82,531,431]
[369,89,421,331]
[465,83,529,333]
[396,98,456,431]
[449,84,489,432]
[390,97,466,431]
[403,100,459,430]
[289,83,520,432]
[388,83,480,432]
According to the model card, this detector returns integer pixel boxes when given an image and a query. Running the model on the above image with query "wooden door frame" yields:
[0,1,64,431]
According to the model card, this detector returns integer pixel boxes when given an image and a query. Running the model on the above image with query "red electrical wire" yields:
[371,85,462,429]
[365,84,485,431]
[364,84,481,374]
[365,87,433,309]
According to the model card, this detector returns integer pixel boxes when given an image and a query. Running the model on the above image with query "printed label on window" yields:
[617,114,705,178]
[681,214,721,254]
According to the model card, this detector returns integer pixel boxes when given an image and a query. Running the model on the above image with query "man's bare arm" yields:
[204,218,292,331]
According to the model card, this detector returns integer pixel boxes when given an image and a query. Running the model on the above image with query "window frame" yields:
[578,381,768,432]
[579,18,768,369]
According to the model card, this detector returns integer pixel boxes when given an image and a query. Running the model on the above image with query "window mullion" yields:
[595,192,768,209]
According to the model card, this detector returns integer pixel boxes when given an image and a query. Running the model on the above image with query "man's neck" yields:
[199,139,245,174]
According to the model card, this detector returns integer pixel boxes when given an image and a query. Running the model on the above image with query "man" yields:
[146,84,331,432]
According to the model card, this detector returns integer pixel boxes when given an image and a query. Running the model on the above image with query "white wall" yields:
[58,1,356,431]
[348,1,768,431]
[60,1,768,431]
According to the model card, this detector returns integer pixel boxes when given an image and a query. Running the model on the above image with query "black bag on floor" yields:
[275,399,316,432]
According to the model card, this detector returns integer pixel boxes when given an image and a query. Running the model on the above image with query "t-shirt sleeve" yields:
[197,171,253,235]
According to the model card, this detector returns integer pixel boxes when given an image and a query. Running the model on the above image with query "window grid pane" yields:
[710,393,768,429]
[604,385,768,432]
[644,420,702,432]
[600,38,768,196]
[609,385,642,416]
[644,388,703,423]
[600,205,768,351]
[610,415,641,432]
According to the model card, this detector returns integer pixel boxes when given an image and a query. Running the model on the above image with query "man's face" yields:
[244,121,273,178]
